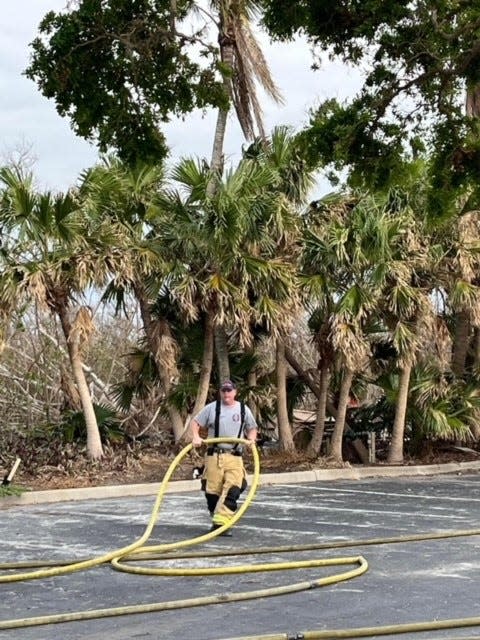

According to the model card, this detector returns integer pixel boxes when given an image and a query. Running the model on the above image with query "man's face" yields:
[220,387,237,404]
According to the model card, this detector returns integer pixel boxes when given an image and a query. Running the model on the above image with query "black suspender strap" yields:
[214,399,221,438]
[237,401,245,438]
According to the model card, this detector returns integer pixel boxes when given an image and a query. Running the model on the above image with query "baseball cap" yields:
[220,380,236,391]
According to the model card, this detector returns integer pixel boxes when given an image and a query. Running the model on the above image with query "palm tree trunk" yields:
[57,307,103,460]
[473,328,480,368]
[451,309,471,376]
[284,345,318,389]
[306,363,330,458]
[192,312,215,416]
[387,362,413,464]
[70,341,103,460]
[209,108,228,181]
[472,329,480,440]
[180,312,216,443]
[214,325,230,382]
[329,367,354,464]
[209,90,229,379]
[284,346,369,463]
[207,39,234,374]
[207,38,233,188]
[247,361,258,417]
[276,338,295,452]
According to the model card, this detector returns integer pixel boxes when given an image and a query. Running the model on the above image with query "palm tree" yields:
[369,188,434,464]
[0,167,125,459]
[206,0,283,177]
[79,159,187,441]
[303,307,334,458]
[382,284,433,464]
[299,188,434,465]
[416,179,480,442]
[245,126,317,452]
[156,153,300,426]
[439,211,480,378]
[371,164,480,460]
[452,83,480,378]
[199,0,284,380]
[300,193,374,464]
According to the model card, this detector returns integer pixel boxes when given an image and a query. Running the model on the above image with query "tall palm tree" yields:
[382,275,433,464]
[452,83,480,379]
[244,126,317,451]
[439,211,480,378]
[374,162,480,459]
[206,0,283,177]
[79,159,187,441]
[300,189,433,465]
[300,193,373,463]
[156,153,299,422]
[0,167,125,459]
[419,177,480,441]
[200,0,283,380]
[368,188,434,464]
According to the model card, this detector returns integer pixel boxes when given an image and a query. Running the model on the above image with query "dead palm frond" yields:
[68,306,95,356]
[214,0,283,140]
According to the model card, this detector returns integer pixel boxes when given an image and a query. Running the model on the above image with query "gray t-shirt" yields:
[194,400,257,450]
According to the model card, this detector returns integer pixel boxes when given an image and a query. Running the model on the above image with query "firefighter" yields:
[191,380,257,535]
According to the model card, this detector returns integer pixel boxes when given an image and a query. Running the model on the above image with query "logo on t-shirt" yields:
[232,413,240,422]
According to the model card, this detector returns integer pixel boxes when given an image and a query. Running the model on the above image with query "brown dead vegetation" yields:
[6,440,479,493]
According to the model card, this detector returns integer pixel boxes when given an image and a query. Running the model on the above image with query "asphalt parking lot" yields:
[2,472,480,640]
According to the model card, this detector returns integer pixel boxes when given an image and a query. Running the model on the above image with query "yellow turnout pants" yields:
[202,451,246,526]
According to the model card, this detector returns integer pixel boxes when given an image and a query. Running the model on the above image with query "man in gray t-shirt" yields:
[191,380,257,535]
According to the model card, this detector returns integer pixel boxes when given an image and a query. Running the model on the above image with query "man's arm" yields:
[190,419,204,447]
[244,405,258,444]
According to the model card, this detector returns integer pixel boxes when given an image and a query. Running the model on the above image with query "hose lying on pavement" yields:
[1,438,480,640]
[0,438,259,584]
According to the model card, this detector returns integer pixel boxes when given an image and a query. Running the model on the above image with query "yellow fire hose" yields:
[1,437,480,639]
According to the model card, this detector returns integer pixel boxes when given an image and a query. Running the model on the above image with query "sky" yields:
[1,1,363,197]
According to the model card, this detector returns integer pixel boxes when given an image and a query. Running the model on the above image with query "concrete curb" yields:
[2,460,480,509]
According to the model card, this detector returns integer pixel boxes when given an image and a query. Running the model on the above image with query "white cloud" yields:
[1,2,362,198]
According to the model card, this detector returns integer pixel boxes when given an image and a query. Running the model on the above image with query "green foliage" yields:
[261,0,480,193]
[111,349,159,411]
[261,0,409,45]
[0,484,27,498]
[369,364,480,454]
[26,0,226,164]
[57,404,125,443]
[347,397,396,436]
[298,97,408,189]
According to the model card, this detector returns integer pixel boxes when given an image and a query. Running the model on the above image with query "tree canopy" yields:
[26,0,227,165]
[260,0,480,196]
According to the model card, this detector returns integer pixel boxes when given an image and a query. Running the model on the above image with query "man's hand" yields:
[192,434,204,447]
